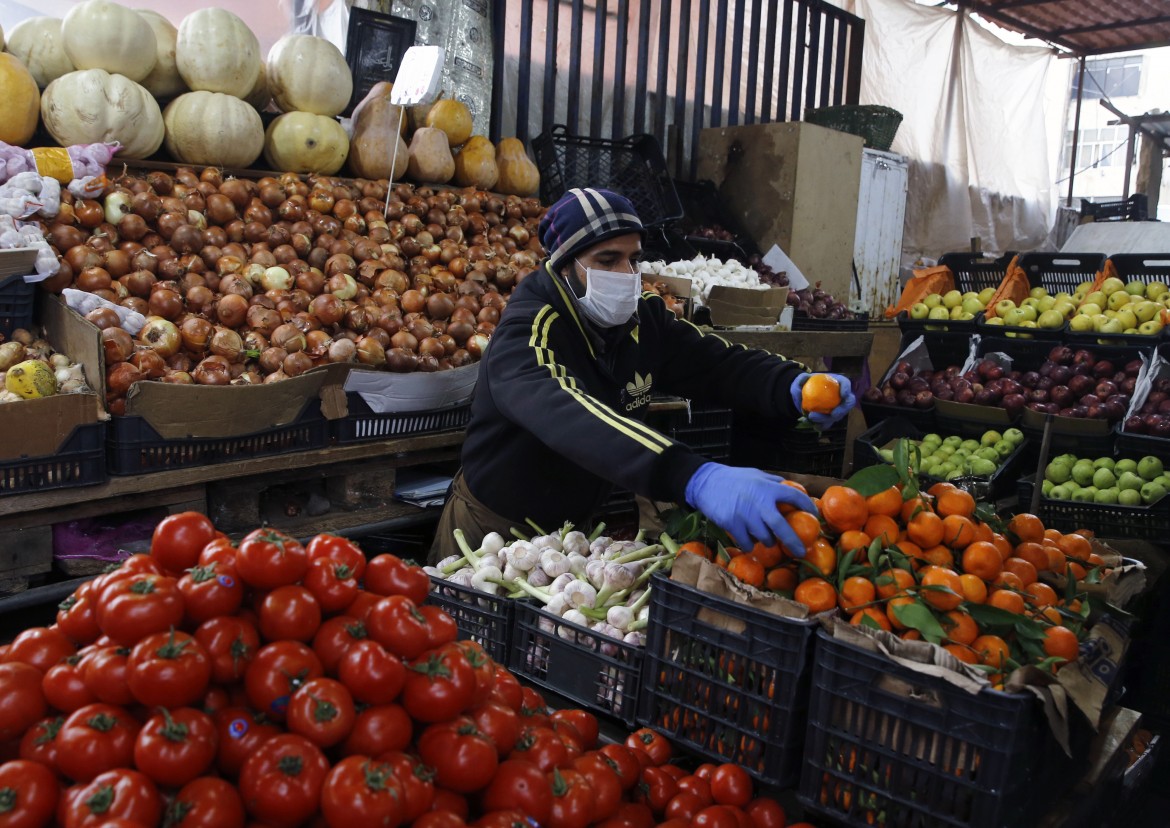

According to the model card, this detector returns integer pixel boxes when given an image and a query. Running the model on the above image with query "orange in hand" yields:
[801,374,842,415]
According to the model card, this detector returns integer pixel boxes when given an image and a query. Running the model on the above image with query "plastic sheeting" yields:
[834,0,1068,263]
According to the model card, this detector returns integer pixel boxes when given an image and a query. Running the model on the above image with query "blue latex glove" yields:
[685,463,819,556]
[791,373,857,429]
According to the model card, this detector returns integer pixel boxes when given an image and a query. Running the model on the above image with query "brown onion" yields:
[272,323,306,353]
[192,356,232,386]
[216,293,249,328]
[179,317,213,353]
[107,362,143,395]
[101,327,134,363]
[327,338,356,363]
[259,347,288,374]
[85,307,121,331]
[210,327,244,362]
[356,336,386,367]
[130,349,167,379]
[139,317,181,358]
[282,351,314,377]
[390,330,418,352]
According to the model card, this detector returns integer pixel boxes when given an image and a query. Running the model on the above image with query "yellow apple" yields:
[942,290,963,309]
[924,294,943,309]
[1069,314,1095,332]
[1037,310,1064,329]
[1079,303,1103,316]
[1108,291,1133,311]
[1134,301,1159,323]
[1116,308,1138,329]
[1084,291,1107,309]
[1146,282,1167,300]
[978,287,997,305]
[1101,277,1126,295]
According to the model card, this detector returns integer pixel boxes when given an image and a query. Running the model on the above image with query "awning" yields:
[958,0,1170,55]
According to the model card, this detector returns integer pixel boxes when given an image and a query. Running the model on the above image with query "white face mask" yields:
[573,261,641,328]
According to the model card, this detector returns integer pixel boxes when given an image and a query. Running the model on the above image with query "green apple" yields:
[1095,488,1120,504]
[1037,296,1056,313]
[1038,310,1065,329]
[980,430,1002,447]
[1041,478,1055,496]
[1028,287,1047,300]
[1108,291,1133,311]
[1049,485,1071,500]
[975,447,999,463]
[1045,460,1072,484]
[1141,481,1167,505]
[1072,462,1097,487]
[936,462,956,477]
[1138,456,1164,481]
[943,436,962,448]
[1093,457,1116,471]
[959,439,980,452]
[962,297,985,315]
[949,305,966,320]
[995,299,1017,318]
[1080,303,1104,317]
[935,447,954,459]
[928,306,951,321]
[922,433,943,445]
[1070,314,1096,332]
[970,457,997,476]
[1156,473,1170,490]
[978,287,997,305]
[1115,458,1139,475]
[1053,300,1076,318]
[1076,280,1094,293]
[1017,305,1038,323]
[1118,471,1144,492]
[1021,297,1041,311]
[1101,277,1126,296]
[879,448,895,463]
[909,302,930,320]
[993,440,1015,458]
[984,316,1005,327]
[1125,279,1147,296]
[1119,488,1143,506]
[1072,487,1097,502]
[924,293,943,309]
[1003,428,1024,446]
[943,290,963,309]
[1092,468,1117,489]
[1146,282,1168,300]
[1139,320,1163,336]
[947,469,966,481]
[1003,308,1023,326]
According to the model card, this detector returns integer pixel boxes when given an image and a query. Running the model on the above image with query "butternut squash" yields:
[406,127,454,185]
[0,53,40,146]
[350,82,406,135]
[348,86,410,180]
[453,136,498,190]
[496,138,540,196]
[426,99,473,147]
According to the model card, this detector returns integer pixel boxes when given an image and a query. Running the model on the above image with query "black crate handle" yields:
[875,673,945,710]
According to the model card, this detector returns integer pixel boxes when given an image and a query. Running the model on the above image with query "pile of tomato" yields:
[0,512,815,828]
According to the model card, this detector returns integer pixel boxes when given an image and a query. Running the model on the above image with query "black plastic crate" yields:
[1116,428,1170,464]
[532,125,683,228]
[938,251,1018,295]
[976,334,1074,368]
[672,179,759,257]
[1018,252,1107,296]
[896,310,981,336]
[1110,253,1170,282]
[107,400,329,475]
[798,629,1085,828]
[975,316,1067,341]
[0,273,35,339]
[508,599,642,725]
[793,312,870,332]
[1081,194,1148,222]
[636,574,817,786]
[0,421,106,495]
[860,400,935,432]
[1017,416,1117,459]
[735,421,846,477]
[425,575,513,664]
[662,401,733,462]
[1017,474,1170,540]
[332,394,472,445]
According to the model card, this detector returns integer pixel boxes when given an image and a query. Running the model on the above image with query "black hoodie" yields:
[460,262,806,528]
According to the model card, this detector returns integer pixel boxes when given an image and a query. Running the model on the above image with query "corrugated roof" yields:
[959,0,1170,55]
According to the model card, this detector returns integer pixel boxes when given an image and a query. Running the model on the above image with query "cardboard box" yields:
[1020,407,1112,438]
[0,297,104,461]
[936,398,1015,427]
[339,363,479,415]
[0,249,38,280]
[643,273,694,321]
[706,285,789,327]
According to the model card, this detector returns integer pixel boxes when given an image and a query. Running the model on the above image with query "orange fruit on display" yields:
[886,595,918,630]
[1003,557,1038,587]
[866,485,903,518]
[1008,513,1044,543]
[1042,626,1080,667]
[972,634,1011,669]
[972,521,994,544]
[941,515,977,549]
[907,511,945,548]
[920,567,963,611]
[944,643,980,665]
[927,481,957,499]
[794,577,838,613]
[850,607,892,631]
[1013,541,1050,573]
[728,555,765,588]
[987,589,1026,615]
[864,514,899,546]
[837,530,873,556]
[900,629,923,641]
[993,570,1025,592]
[920,544,955,569]
[958,573,988,604]
[1024,582,1058,608]
[839,576,877,612]
[943,610,978,646]
[900,496,933,524]
[936,488,976,519]
[749,542,783,569]
[800,373,842,414]
[875,567,915,600]
[990,533,1014,561]
[766,566,798,591]
[961,541,1003,581]
[820,486,868,532]
[1056,532,1092,562]
[679,541,713,560]
[805,539,838,577]
[787,510,822,550]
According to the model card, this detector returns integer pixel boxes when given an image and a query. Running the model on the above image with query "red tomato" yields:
[337,640,404,704]
[257,586,322,643]
[519,687,550,727]
[625,728,671,766]
[364,554,430,604]
[481,758,552,823]
[693,806,741,828]
[745,797,787,828]
[58,768,161,828]
[490,667,523,712]
[285,677,356,749]
[238,734,329,828]
[573,752,622,821]
[694,764,718,781]
[341,703,412,757]
[194,616,260,685]
[243,642,324,722]
[546,768,595,828]
[401,647,475,723]
[477,809,534,828]
[366,595,432,660]
[133,707,218,788]
[196,537,237,568]
[165,776,246,828]
[306,534,367,581]
[509,726,568,773]
[657,820,691,828]
[676,775,713,804]
[455,640,495,707]
[213,708,280,779]
[636,767,679,815]
[418,605,458,649]
[126,630,212,709]
[430,787,470,818]
[664,792,706,822]
[598,744,643,791]
[311,615,368,674]
[0,663,47,742]
[550,718,586,754]
[374,750,435,821]
[151,512,217,575]
[55,585,102,646]
[341,590,380,623]
[42,658,98,713]
[0,758,59,827]
[418,717,499,794]
[552,709,599,750]
[470,701,521,756]
[95,573,184,646]
[661,764,688,781]
[19,715,63,771]
[201,685,231,717]
[4,626,76,673]
[55,703,139,783]
[302,557,360,615]
[179,561,245,624]
[710,764,754,808]
[234,528,308,590]
[79,645,134,706]
[320,756,404,827]
[416,812,467,828]
[616,802,657,828]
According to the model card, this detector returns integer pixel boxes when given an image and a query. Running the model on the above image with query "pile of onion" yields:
[39,167,547,414]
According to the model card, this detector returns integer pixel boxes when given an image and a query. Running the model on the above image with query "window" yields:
[1072,55,1143,99]
[1061,125,1130,171]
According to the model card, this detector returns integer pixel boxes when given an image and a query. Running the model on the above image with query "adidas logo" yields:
[624,372,653,411]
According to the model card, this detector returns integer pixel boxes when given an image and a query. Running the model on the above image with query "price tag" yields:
[762,244,809,291]
[390,46,445,106]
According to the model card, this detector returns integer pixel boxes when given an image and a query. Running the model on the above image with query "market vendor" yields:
[429,187,855,562]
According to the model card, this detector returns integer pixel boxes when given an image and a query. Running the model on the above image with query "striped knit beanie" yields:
[539,188,645,273]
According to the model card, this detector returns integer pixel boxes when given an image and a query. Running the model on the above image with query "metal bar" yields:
[542,0,559,132]
[515,0,534,143]
[761,0,779,122]
[790,0,808,121]
[711,0,728,128]
[590,0,608,137]
[982,0,1064,8]
[613,0,630,139]
[654,0,673,142]
[633,0,651,133]
[957,4,1079,52]
[489,0,507,142]
[728,0,745,125]
[1066,56,1085,207]
[833,15,848,106]
[1051,15,1170,36]
[819,11,834,109]
[1123,125,1137,199]
[567,0,584,133]
[776,0,793,120]
[846,17,864,104]
[804,3,820,115]
[672,0,691,168]
[692,0,712,180]
[745,0,762,124]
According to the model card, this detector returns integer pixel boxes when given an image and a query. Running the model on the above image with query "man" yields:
[430,187,854,561]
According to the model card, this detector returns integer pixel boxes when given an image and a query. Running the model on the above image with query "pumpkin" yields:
[453,136,499,190]
[245,63,271,112]
[176,8,260,99]
[263,112,348,174]
[426,99,474,147]
[42,69,164,159]
[164,91,264,168]
[61,0,156,83]
[5,17,74,88]
[266,34,352,117]
[407,127,455,184]
[137,10,186,100]
[0,53,40,146]
[348,85,410,180]
[496,138,541,196]
[351,82,407,135]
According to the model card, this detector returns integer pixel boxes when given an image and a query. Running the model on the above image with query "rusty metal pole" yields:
[1066,56,1086,207]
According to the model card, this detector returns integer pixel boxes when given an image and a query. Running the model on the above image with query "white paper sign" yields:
[390,46,446,106]
[761,244,810,291]
[344,362,478,414]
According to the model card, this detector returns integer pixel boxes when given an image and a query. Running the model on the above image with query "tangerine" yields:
[958,573,988,604]
[943,610,979,646]
[944,643,980,665]
[728,555,766,587]
[907,511,945,548]
[920,567,963,611]
[1014,541,1050,573]
[805,539,838,577]
[936,488,976,518]
[875,567,915,600]
[988,589,1026,615]
[787,510,823,550]
[961,541,1003,581]
[1042,626,1080,667]
[993,570,1025,591]
[901,496,934,524]
[749,542,783,569]
[837,530,873,556]
[839,576,877,612]
[1003,557,1039,587]
[794,577,838,613]
[1024,582,1058,607]
[972,521,994,544]
[850,607,892,631]
[1008,513,1045,543]
[900,629,923,641]
[864,514,899,546]
[866,486,903,518]
[801,374,842,414]
[990,533,1014,562]
[1045,545,1067,573]
[886,595,918,630]
[766,566,798,592]
[927,481,958,498]
[820,486,868,532]
[941,515,977,549]
[920,544,955,569]
[972,634,1011,669]
[679,541,713,560]
[1066,560,1088,580]
[1057,532,1092,562]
